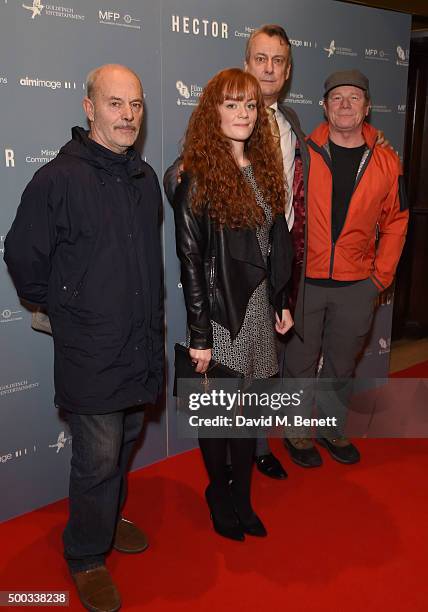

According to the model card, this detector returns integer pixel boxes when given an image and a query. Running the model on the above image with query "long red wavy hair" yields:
[182,68,287,228]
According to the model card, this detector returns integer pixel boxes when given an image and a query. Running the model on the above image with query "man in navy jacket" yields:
[4,64,164,612]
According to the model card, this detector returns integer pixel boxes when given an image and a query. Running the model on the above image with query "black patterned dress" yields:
[210,165,278,379]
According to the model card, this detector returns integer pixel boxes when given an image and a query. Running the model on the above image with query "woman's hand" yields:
[189,347,212,373]
[275,309,294,335]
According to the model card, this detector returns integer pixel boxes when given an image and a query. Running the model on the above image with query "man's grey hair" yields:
[85,64,143,100]
[245,24,292,64]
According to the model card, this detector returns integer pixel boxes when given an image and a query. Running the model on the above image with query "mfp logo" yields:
[171,15,228,39]
[365,48,390,62]
[98,10,141,29]
[22,0,44,19]
[0,308,23,324]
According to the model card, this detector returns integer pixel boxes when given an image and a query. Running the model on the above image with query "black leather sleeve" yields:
[163,156,183,206]
[269,214,294,315]
[173,174,213,349]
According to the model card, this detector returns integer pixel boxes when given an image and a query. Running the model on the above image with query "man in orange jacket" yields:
[285,69,409,463]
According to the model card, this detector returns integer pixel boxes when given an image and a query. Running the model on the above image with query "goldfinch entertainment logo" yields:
[22,1,85,21]
[324,39,357,58]
[22,0,44,19]
[49,431,72,453]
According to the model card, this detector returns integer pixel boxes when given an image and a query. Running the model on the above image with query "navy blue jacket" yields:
[4,127,164,413]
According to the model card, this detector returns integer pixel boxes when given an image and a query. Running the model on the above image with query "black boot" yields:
[229,483,267,537]
[205,484,245,542]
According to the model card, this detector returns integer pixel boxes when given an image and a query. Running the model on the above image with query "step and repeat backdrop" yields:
[0,0,410,522]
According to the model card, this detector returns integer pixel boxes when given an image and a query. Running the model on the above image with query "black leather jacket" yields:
[173,173,293,349]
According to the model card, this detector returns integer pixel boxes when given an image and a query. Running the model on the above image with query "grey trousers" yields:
[283,278,379,437]
[255,278,378,454]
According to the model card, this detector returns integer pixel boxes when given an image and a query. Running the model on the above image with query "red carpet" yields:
[390,359,428,378]
[1,437,428,611]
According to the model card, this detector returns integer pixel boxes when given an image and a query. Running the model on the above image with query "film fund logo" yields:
[396,45,409,66]
[324,39,357,58]
[98,9,141,29]
[171,14,228,39]
[379,337,391,355]
[176,80,202,107]
[22,1,85,21]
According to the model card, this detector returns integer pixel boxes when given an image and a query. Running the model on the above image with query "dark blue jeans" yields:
[63,407,145,573]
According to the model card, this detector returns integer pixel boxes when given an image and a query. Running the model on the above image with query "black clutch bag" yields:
[173,343,244,396]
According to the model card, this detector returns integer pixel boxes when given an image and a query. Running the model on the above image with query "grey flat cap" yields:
[324,69,370,97]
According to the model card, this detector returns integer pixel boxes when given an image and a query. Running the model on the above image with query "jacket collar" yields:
[63,126,145,178]
[308,121,378,150]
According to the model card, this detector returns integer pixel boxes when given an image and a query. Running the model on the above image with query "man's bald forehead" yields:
[86,64,142,100]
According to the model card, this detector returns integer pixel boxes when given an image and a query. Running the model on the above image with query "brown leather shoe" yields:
[113,517,148,553]
[72,565,121,612]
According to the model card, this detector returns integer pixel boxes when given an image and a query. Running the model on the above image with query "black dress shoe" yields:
[255,453,288,479]
[205,485,245,542]
[284,438,323,468]
[316,437,360,464]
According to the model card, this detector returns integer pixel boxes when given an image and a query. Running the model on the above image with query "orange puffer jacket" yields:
[305,122,408,291]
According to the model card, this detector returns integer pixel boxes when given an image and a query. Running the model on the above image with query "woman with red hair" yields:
[173,68,294,541]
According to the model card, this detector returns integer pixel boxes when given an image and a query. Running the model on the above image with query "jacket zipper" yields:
[312,141,373,279]
[209,255,216,306]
